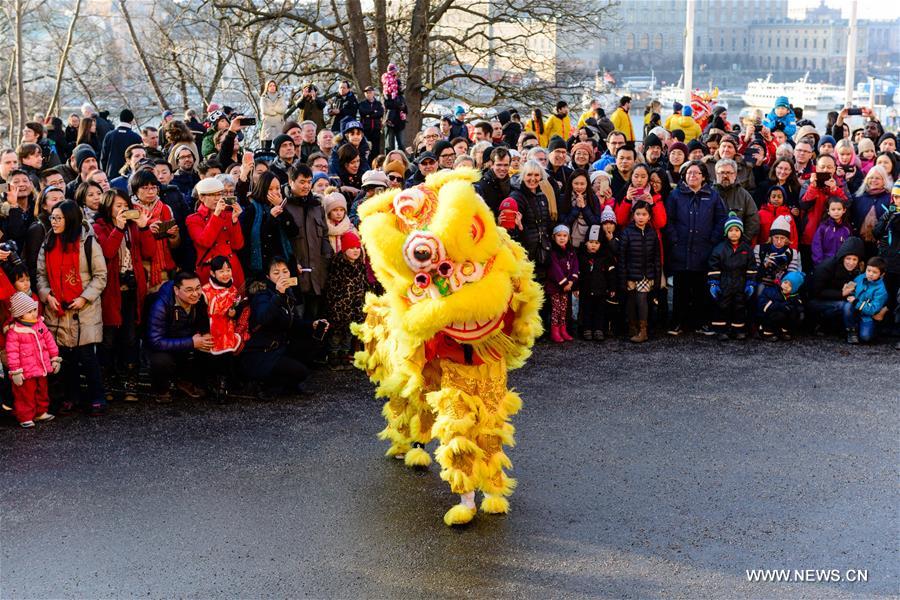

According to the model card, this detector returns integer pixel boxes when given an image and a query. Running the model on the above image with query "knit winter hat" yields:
[340,231,361,250]
[818,135,836,149]
[272,134,293,153]
[781,271,805,292]
[553,224,570,236]
[547,136,567,153]
[311,172,330,187]
[769,214,792,238]
[774,96,791,109]
[9,292,38,319]
[74,146,97,172]
[600,205,617,224]
[892,180,900,194]
[687,139,707,155]
[673,102,683,112]
[682,105,693,117]
[724,211,743,234]
[588,224,602,242]
[669,141,689,157]
[383,160,405,177]
[571,141,594,159]
[767,184,787,202]
[323,192,347,216]
[643,132,662,149]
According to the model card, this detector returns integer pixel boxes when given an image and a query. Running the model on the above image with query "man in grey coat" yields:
[715,158,760,243]
[283,164,332,319]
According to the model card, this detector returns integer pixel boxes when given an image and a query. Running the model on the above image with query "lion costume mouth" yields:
[441,308,506,342]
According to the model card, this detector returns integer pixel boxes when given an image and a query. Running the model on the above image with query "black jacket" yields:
[101,125,142,178]
[577,242,616,297]
[873,208,900,274]
[707,240,758,295]
[509,185,552,270]
[331,91,359,132]
[809,236,865,301]
[617,223,660,287]
[238,200,300,276]
[384,95,407,130]
[476,169,511,215]
[357,99,384,133]
[147,280,209,353]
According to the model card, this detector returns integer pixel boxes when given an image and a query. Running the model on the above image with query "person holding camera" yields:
[93,189,150,402]
[186,177,245,289]
[297,83,327,132]
[130,169,179,294]
[36,199,108,416]
[241,256,329,397]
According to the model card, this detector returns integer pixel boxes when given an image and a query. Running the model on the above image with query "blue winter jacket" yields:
[850,274,888,317]
[146,281,210,353]
[664,182,728,272]
[761,109,797,137]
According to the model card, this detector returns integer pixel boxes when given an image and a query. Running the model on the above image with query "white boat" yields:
[741,73,847,111]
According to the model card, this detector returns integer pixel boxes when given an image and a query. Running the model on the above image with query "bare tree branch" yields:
[46,0,82,116]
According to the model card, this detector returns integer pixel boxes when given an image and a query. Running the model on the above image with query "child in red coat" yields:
[201,256,246,403]
[5,292,61,427]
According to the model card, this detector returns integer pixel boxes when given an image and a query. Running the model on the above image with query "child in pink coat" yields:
[5,292,61,428]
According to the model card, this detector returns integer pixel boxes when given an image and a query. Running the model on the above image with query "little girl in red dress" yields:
[202,255,243,355]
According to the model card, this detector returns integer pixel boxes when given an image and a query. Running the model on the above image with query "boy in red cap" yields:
[325,231,367,368]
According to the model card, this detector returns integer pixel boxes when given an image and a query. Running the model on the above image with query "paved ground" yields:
[1,336,897,599]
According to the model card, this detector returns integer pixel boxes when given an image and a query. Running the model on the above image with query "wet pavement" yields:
[1,336,897,599]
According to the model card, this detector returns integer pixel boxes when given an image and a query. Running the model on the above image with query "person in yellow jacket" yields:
[664,102,684,131]
[544,101,572,142]
[524,108,550,148]
[609,96,634,141]
[576,98,600,129]
[667,104,702,142]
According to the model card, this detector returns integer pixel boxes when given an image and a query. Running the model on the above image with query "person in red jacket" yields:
[757,185,799,249]
[186,177,245,289]
[93,189,151,401]
[800,154,847,270]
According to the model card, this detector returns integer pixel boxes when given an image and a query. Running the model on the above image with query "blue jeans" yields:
[842,302,875,341]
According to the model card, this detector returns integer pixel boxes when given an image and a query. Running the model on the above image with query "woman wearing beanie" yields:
[36,200,108,416]
[259,80,287,152]
[5,291,61,427]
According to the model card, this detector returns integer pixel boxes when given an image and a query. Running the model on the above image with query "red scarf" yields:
[144,200,172,288]
[46,241,84,306]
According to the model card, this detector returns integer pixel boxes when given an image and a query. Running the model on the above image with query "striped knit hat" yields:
[10,292,38,319]
[724,211,743,234]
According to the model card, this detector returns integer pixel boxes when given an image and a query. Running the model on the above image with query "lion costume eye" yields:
[403,231,446,272]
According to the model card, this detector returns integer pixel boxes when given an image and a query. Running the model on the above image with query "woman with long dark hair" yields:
[36,200,108,415]
[76,117,101,155]
[93,189,150,401]
[560,169,602,248]
[239,170,299,280]
[525,108,549,148]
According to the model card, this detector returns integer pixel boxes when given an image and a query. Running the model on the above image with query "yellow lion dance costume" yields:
[352,169,543,526]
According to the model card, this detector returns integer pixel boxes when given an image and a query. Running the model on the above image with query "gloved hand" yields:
[51,356,62,374]
[744,283,755,298]
[10,372,24,387]
[709,282,721,300]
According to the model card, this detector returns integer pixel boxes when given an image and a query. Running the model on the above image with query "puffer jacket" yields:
[36,229,108,348]
[664,182,728,272]
[707,240,757,295]
[667,114,702,142]
[757,204,799,248]
[146,280,209,353]
[617,222,660,287]
[577,241,616,297]
[5,316,60,378]
[873,207,900,274]
[800,184,848,246]
[850,274,888,317]
[509,184,553,271]
[809,236,865,301]
[811,217,852,265]
[851,189,890,240]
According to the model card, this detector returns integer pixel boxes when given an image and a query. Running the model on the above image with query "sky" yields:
[787,0,900,20]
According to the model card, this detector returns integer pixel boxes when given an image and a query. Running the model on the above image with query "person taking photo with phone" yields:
[187,177,245,289]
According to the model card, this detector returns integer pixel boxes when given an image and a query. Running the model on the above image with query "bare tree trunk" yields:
[171,51,190,113]
[5,47,17,147]
[404,0,429,135]
[344,0,372,90]
[118,0,171,111]
[14,0,26,131]
[373,0,389,77]
[46,0,82,116]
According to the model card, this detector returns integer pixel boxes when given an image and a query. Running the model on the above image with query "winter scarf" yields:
[327,217,353,253]
[46,241,83,307]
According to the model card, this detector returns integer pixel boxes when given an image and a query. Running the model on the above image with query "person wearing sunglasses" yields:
[383,160,406,190]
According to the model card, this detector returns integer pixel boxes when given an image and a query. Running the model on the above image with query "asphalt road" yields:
[1,337,897,599]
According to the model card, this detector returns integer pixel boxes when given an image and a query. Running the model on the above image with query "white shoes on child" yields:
[20,413,54,428]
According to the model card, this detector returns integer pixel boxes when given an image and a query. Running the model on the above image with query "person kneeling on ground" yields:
[757,271,804,341]
[240,256,329,397]
[807,237,864,336]
[843,256,889,344]
[146,271,212,403]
